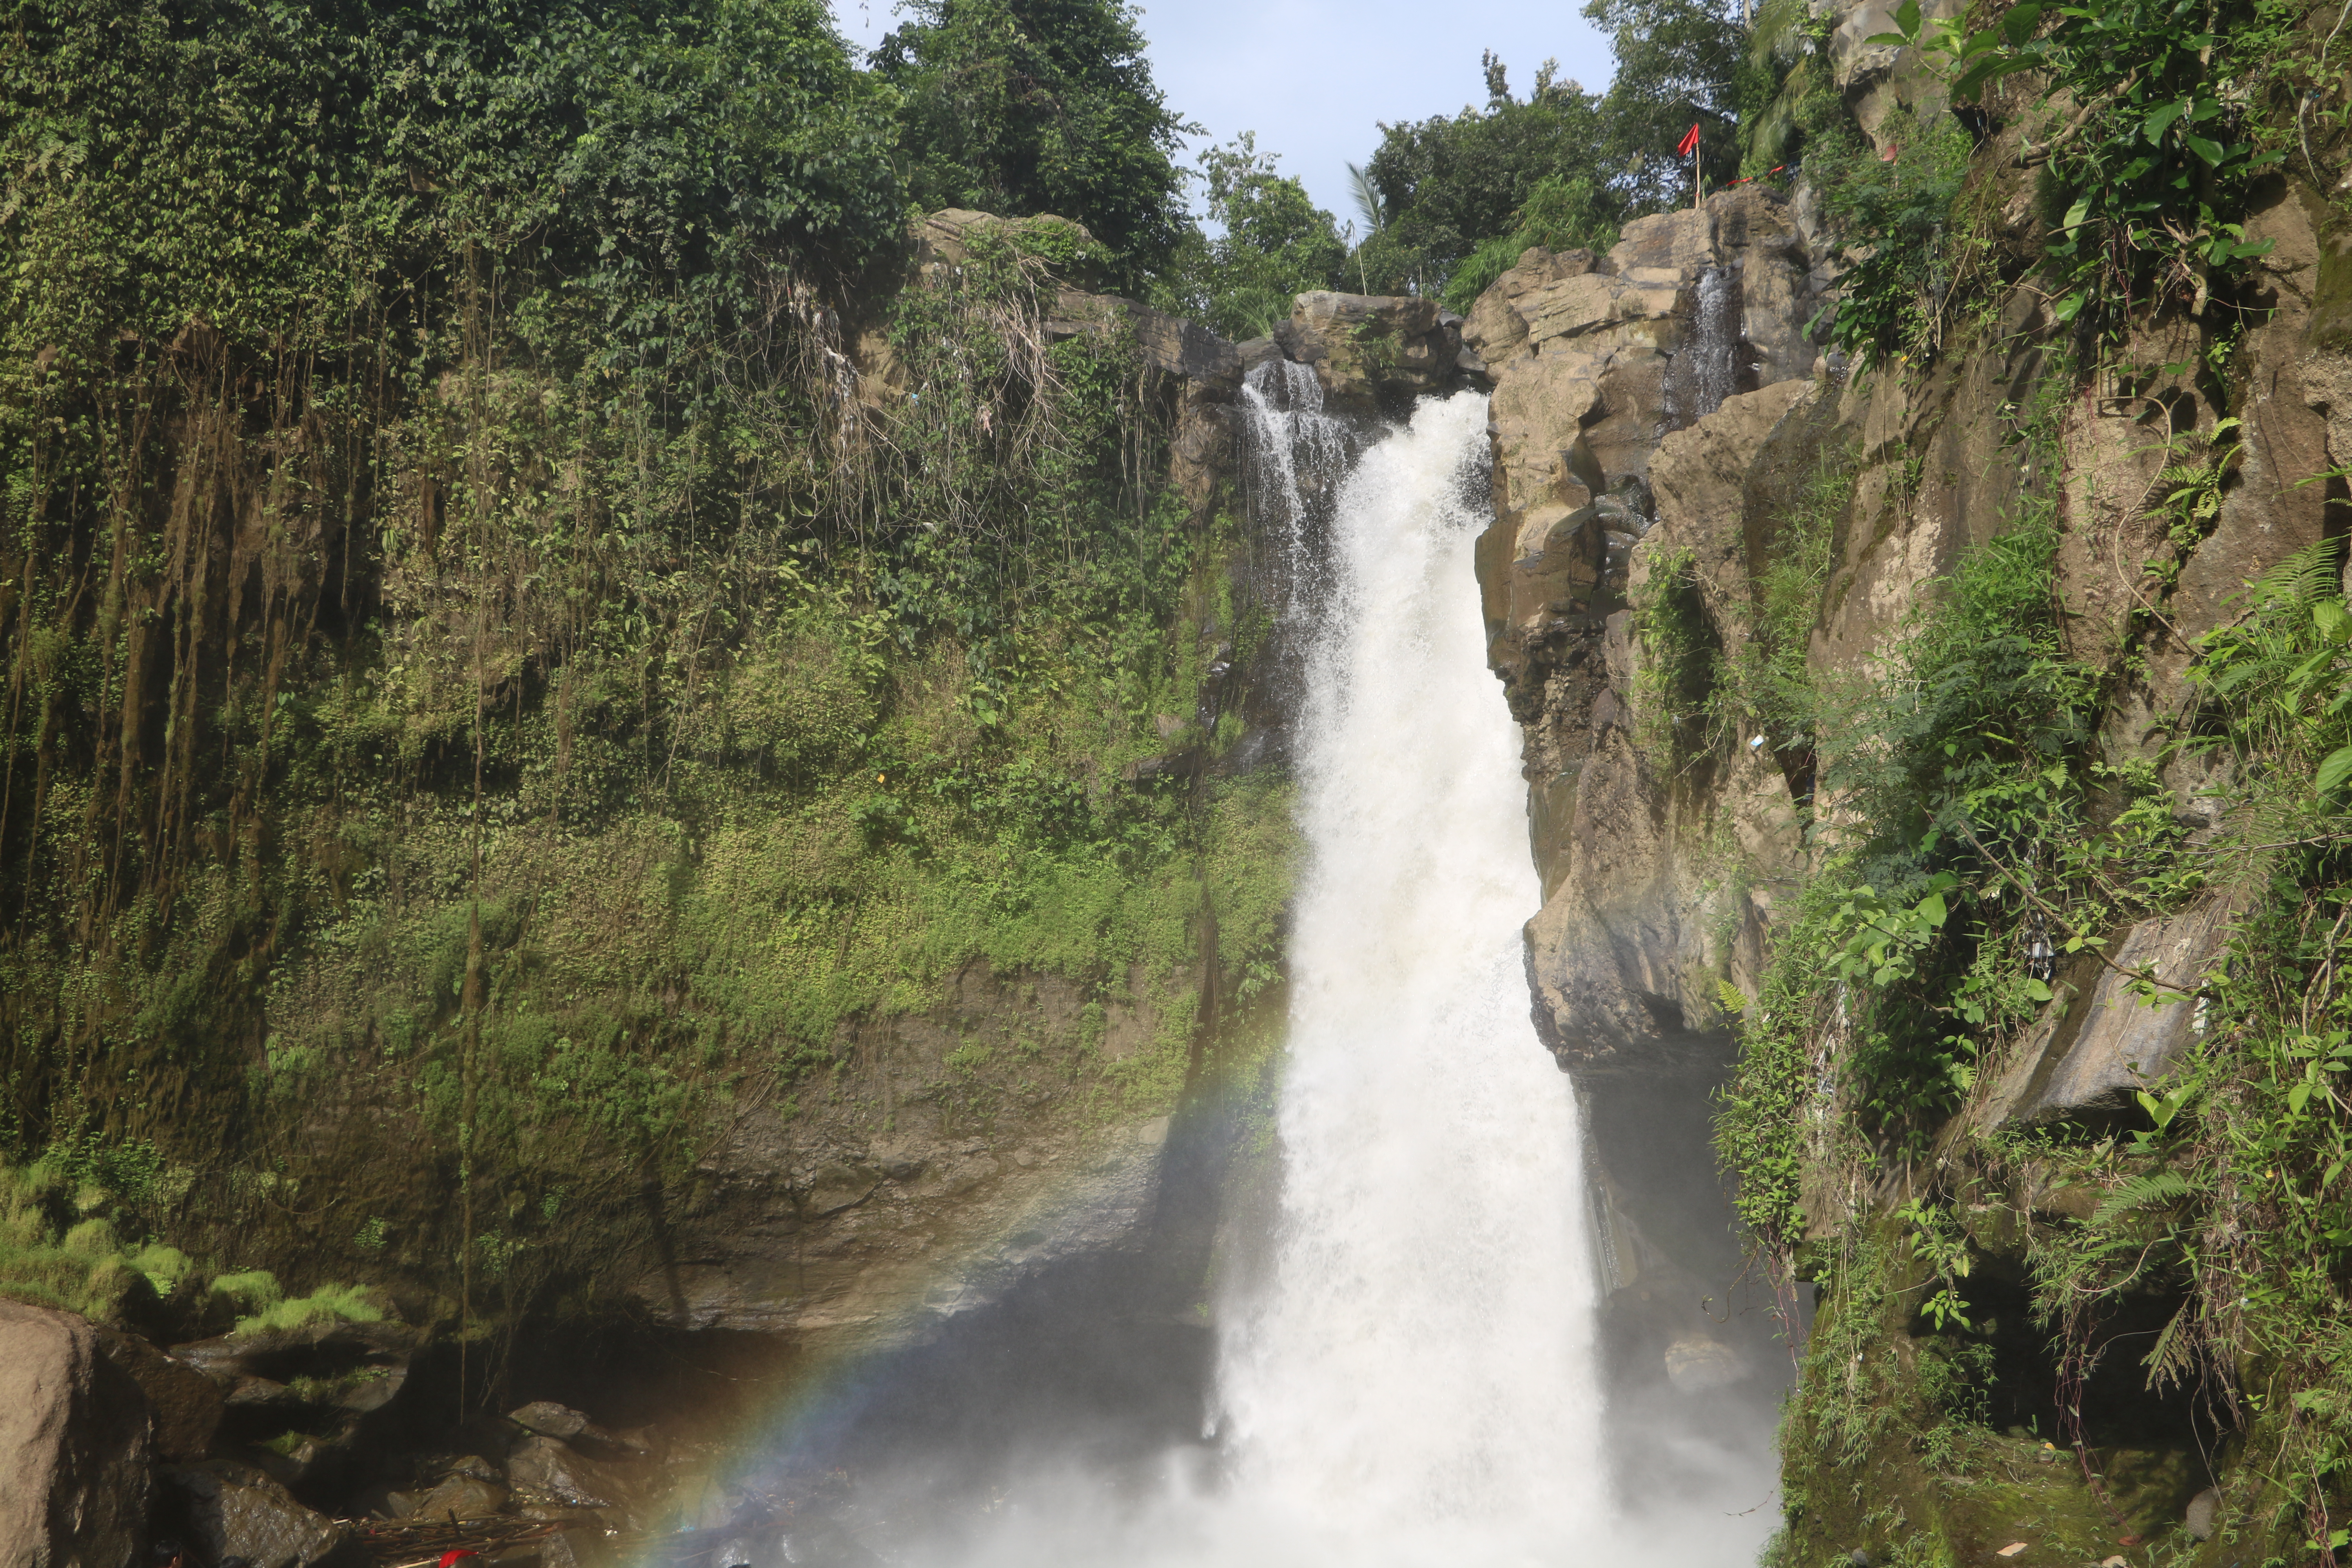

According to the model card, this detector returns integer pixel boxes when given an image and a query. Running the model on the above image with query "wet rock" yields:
[2185,1486,2220,1541]
[410,1470,510,1521]
[174,1316,418,1413]
[1662,1335,1746,1393]
[509,1400,591,1440]
[0,1301,152,1568]
[539,1526,619,1568]
[507,1433,646,1517]
[96,1326,222,1463]
[160,1458,347,1568]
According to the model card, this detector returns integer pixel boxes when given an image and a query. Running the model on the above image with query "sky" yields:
[825,0,1616,227]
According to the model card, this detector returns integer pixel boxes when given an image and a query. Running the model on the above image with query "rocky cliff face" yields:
[650,220,1484,1353]
[1470,187,1829,1075]
[1470,98,2352,1560]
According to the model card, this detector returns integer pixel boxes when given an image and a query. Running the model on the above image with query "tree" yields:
[1352,54,1613,297]
[871,0,1191,289]
[1155,134,1347,339]
[1583,0,1760,209]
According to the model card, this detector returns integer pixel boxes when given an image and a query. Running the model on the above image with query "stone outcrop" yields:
[1487,178,2350,1090]
[635,967,1183,1347]
[0,1302,152,1568]
[1474,185,1829,1073]
[95,1326,222,1465]
[158,1459,347,1568]
[1975,898,2238,1129]
[1275,291,1466,415]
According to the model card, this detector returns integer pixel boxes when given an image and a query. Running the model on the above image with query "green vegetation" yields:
[1437,174,1622,315]
[0,0,1294,1357]
[1808,103,1980,370]
[1348,0,1759,303]
[1,1154,378,1336]
[872,0,1190,290]
[1694,334,2352,1553]
[1830,0,2336,367]
[1354,54,1618,297]
[1584,0,1771,209]
[1155,135,1347,340]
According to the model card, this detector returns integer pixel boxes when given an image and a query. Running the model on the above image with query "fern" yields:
[2091,1168,2196,1224]
[2141,1298,2200,1393]
[2249,536,2345,612]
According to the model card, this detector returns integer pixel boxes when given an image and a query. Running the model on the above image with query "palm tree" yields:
[1346,162,1387,235]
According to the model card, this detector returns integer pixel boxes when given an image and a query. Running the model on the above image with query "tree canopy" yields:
[871,0,1191,290]
[1584,0,1767,211]
[1153,134,1347,340]
[1352,54,1615,296]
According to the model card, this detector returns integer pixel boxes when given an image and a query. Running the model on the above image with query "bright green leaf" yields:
[2315,743,2352,797]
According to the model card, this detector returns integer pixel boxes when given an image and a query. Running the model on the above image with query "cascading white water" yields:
[1237,359,1354,601]
[925,383,1775,1568]
[1208,389,1609,1561]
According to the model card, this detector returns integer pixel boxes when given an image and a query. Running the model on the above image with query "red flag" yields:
[1677,123,1701,157]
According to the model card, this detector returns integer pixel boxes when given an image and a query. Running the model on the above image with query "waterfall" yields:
[920,385,1774,1568]
[1210,389,1609,1560]
[1237,358,1353,599]
[1666,265,1740,430]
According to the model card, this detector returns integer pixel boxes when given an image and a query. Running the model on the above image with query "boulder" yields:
[508,1400,591,1440]
[172,1317,417,1425]
[506,1433,646,1516]
[1663,1335,1747,1393]
[159,1459,346,1568]
[410,1470,510,1521]
[1276,292,1462,414]
[96,1327,222,1462]
[1461,247,1602,365]
[538,1526,618,1568]
[1986,898,2236,1127]
[0,1301,152,1568]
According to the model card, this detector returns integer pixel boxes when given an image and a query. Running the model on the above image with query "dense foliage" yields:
[1699,333,2352,1560]
[1345,0,1752,302]
[1353,55,1622,298]
[1823,0,2325,367]
[0,0,1292,1363]
[1153,135,1347,341]
[871,0,1189,290]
